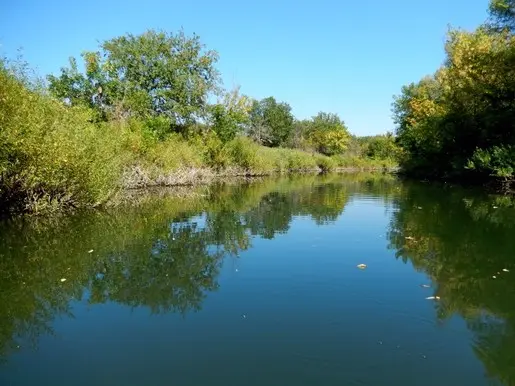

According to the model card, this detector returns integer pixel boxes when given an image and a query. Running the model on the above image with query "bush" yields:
[0,65,127,214]
[283,149,318,171]
[466,145,515,179]
[315,155,336,172]
[226,136,259,170]
[144,134,203,171]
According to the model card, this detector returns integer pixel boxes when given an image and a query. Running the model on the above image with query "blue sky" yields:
[1,0,488,135]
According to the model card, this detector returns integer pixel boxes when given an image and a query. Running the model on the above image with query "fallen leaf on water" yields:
[357,264,367,269]
[60,278,67,282]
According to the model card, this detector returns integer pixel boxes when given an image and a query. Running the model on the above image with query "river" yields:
[1,173,514,385]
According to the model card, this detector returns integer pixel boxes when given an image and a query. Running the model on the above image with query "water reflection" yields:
[1,174,515,384]
[387,182,515,385]
[0,174,393,361]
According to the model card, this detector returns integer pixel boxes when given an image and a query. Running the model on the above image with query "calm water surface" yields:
[1,174,515,385]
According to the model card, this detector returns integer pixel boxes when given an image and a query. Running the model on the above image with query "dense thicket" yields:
[393,0,515,184]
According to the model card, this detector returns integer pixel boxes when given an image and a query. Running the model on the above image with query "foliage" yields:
[304,112,350,156]
[393,1,515,183]
[144,134,203,171]
[0,61,128,215]
[315,154,337,172]
[48,29,220,130]
[361,133,402,161]
[488,0,515,32]
[209,86,252,143]
[225,136,263,171]
[1,28,396,215]
[247,97,295,147]
[466,145,515,178]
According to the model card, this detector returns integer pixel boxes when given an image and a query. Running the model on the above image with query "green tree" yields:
[209,86,252,143]
[363,133,401,160]
[247,97,294,147]
[392,3,515,182]
[288,119,311,149]
[305,112,350,156]
[489,0,515,32]
[48,29,220,130]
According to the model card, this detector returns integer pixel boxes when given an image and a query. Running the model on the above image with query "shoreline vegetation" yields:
[3,0,514,218]
[121,165,398,190]
[0,31,398,217]
[393,0,515,192]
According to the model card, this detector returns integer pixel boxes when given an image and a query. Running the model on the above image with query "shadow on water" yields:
[1,173,515,384]
[387,182,515,385]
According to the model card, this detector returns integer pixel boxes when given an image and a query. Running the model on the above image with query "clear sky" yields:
[1,0,488,135]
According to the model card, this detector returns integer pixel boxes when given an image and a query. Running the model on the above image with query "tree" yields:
[209,86,252,143]
[288,119,311,149]
[392,0,515,183]
[247,97,294,147]
[305,112,350,156]
[392,73,448,176]
[363,133,401,160]
[489,0,515,33]
[48,29,220,130]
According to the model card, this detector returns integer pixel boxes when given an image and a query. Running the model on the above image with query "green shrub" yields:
[201,132,232,170]
[315,155,336,172]
[145,134,203,171]
[284,149,318,171]
[226,136,259,170]
[466,146,515,179]
[0,65,127,214]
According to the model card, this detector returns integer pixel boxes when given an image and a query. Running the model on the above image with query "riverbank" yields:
[1,50,399,217]
[121,164,397,189]
[394,170,515,195]
[1,66,397,217]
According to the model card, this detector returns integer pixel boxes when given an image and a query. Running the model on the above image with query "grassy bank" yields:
[121,135,397,189]
[0,63,396,216]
